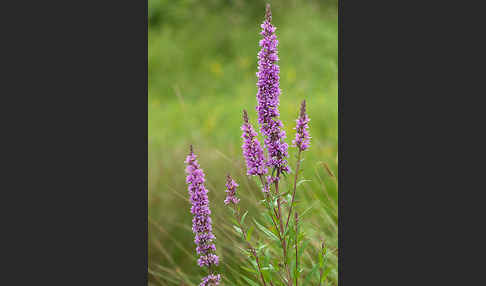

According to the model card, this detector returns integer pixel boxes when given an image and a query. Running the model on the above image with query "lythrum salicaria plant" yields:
[185,145,221,286]
[184,4,332,285]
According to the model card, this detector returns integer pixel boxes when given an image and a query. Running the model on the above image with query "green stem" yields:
[259,173,292,285]
[285,150,302,231]
[274,170,292,286]
[318,242,325,286]
[295,212,299,286]
[234,206,268,286]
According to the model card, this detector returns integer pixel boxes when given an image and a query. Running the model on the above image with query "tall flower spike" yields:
[241,110,268,177]
[224,174,240,205]
[184,146,220,285]
[292,100,311,151]
[256,3,289,176]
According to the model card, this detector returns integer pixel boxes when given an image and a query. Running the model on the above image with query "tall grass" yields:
[149,1,337,285]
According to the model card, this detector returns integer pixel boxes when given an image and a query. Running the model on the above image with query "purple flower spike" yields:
[185,145,220,274]
[256,4,289,175]
[241,110,267,176]
[200,274,221,286]
[224,174,240,205]
[292,100,311,151]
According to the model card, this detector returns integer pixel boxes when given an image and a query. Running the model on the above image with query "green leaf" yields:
[321,267,331,283]
[264,247,271,263]
[277,190,290,198]
[250,258,258,269]
[241,211,249,225]
[256,243,267,253]
[233,225,243,236]
[240,274,260,286]
[319,251,324,267]
[297,179,311,187]
[319,244,326,267]
[283,223,292,238]
[262,212,276,226]
[271,196,279,208]
[286,193,292,204]
[253,219,279,241]
[240,265,257,273]
[246,226,254,242]
[300,204,315,218]
[298,240,309,262]
[237,246,251,257]
[290,259,296,280]
[304,263,320,286]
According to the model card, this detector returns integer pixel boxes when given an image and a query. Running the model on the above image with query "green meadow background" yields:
[148,0,338,285]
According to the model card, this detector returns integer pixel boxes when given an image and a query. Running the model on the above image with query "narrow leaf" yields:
[253,219,279,241]
[241,211,249,225]
[246,226,254,242]
[297,179,311,187]
[233,225,243,237]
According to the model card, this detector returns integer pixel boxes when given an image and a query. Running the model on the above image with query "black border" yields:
[4,0,149,284]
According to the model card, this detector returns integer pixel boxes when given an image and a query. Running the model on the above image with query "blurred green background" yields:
[149,0,338,285]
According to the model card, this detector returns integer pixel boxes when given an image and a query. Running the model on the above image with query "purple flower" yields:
[197,253,219,267]
[241,110,267,176]
[200,274,221,286]
[256,4,289,176]
[185,146,220,271]
[224,174,240,205]
[292,100,311,151]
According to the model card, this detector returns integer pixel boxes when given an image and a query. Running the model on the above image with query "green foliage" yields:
[254,218,280,241]
[148,0,338,285]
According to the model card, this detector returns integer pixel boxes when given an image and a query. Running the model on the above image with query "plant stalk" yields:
[274,169,293,286]
[285,150,302,230]
[234,206,268,286]
[295,212,299,286]
[259,173,292,285]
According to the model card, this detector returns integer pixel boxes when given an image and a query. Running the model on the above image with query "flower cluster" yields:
[200,274,221,286]
[224,174,240,205]
[241,110,267,176]
[184,146,220,273]
[292,100,311,151]
[255,4,289,175]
